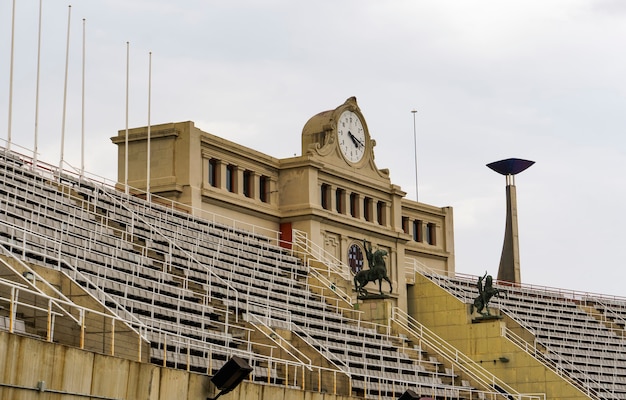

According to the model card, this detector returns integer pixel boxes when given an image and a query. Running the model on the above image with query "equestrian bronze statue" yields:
[471,272,506,316]
[354,239,392,297]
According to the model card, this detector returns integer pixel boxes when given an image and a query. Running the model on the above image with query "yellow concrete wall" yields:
[0,332,357,400]
[408,273,589,400]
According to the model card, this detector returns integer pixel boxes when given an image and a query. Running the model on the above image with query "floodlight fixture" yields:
[398,389,420,400]
[398,389,436,400]
[207,356,253,400]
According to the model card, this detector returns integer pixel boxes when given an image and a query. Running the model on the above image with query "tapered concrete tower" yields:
[487,158,534,284]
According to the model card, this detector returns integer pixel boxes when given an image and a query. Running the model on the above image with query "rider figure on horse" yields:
[354,239,392,296]
[472,271,506,316]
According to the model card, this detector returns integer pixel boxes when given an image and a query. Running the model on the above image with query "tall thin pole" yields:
[146,51,152,202]
[33,0,43,166]
[59,5,72,177]
[7,0,16,151]
[411,109,418,202]
[124,42,130,194]
[80,18,86,178]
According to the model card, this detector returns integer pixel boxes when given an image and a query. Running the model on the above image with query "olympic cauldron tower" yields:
[487,158,535,284]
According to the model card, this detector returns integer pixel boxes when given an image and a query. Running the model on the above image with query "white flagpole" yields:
[34,0,43,166]
[411,109,419,202]
[146,51,152,202]
[7,0,16,152]
[124,42,130,194]
[80,18,86,178]
[59,5,72,178]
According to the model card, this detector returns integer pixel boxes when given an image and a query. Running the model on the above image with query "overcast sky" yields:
[2,0,625,296]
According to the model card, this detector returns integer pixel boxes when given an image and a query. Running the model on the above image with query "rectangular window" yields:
[259,175,269,203]
[208,158,218,187]
[321,184,331,210]
[243,170,253,198]
[427,223,436,245]
[226,164,236,193]
[377,201,386,225]
[413,220,423,242]
[363,197,372,222]
[350,193,359,218]
[402,216,409,234]
[336,188,345,214]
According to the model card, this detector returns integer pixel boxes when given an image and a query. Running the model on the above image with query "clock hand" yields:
[349,132,365,148]
[348,131,360,147]
[348,131,359,147]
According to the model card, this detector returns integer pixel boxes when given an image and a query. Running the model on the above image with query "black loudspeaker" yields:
[398,389,421,400]
[211,356,253,393]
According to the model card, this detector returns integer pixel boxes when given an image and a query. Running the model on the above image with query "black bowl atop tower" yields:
[487,158,535,176]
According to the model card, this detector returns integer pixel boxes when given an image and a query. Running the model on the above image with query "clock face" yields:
[348,243,364,274]
[337,110,366,164]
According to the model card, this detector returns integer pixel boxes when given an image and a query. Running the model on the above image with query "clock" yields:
[337,110,366,164]
[348,243,364,274]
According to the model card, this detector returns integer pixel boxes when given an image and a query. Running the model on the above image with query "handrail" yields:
[291,324,351,374]
[0,260,75,327]
[59,155,283,245]
[0,244,79,325]
[408,257,626,306]
[0,271,141,352]
[587,297,626,327]
[0,234,148,339]
[3,147,285,247]
[94,184,241,325]
[418,267,614,400]
[501,326,604,400]
[132,319,309,378]
[390,307,544,400]
[245,306,313,370]
[306,264,354,308]
[0,235,311,383]
[292,229,351,281]
[291,229,356,309]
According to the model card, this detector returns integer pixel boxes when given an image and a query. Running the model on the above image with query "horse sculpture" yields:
[354,240,392,296]
[471,272,506,316]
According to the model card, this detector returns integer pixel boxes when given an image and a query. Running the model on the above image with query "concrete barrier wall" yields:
[0,331,354,400]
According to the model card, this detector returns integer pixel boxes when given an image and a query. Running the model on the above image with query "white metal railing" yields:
[291,324,351,373]
[95,184,241,325]
[0,152,370,394]
[0,222,325,393]
[404,257,436,284]
[5,147,284,249]
[2,148,608,400]
[306,264,354,308]
[0,238,147,338]
[586,296,626,329]
[292,229,351,280]
[294,313,527,400]
[0,167,234,332]
[502,326,606,400]
[418,268,622,399]
[0,159,250,341]
[391,307,546,400]
[0,272,143,359]
[64,156,283,244]
[244,301,313,370]
[291,229,356,309]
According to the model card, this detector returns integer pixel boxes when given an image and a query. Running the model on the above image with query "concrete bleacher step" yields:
[0,154,479,399]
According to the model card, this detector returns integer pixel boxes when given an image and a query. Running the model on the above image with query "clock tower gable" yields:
[301,97,388,181]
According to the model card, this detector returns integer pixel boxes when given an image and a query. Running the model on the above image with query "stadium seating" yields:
[426,272,626,399]
[0,150,498,400]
